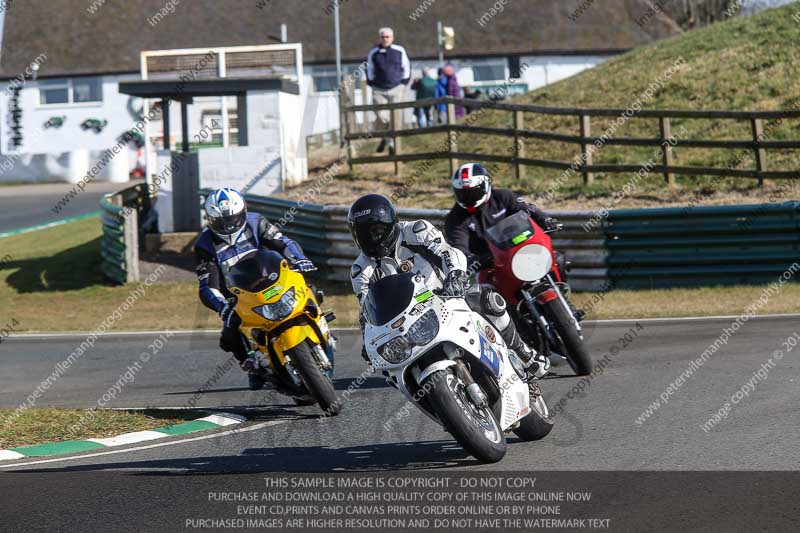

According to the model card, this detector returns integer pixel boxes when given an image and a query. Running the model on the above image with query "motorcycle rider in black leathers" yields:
[445,163,558,271]
[348,193,550,379]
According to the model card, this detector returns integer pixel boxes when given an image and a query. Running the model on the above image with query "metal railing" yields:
[100,183,150,284]
[232,193,798,291]
[606,201,800,288]
[344,96,800,185]
[228,192,607,291]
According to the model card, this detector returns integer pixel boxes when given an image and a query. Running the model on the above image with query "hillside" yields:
[293,2,800,210]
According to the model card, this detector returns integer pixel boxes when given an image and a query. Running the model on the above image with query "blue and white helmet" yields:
[204,188,247,245]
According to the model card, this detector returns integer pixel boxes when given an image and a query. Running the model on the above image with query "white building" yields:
[0,0,681,185]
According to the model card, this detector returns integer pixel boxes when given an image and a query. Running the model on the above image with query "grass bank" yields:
[0,408,187,449]
[294,4,800,210]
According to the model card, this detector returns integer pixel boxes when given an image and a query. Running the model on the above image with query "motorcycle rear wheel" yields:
[513,382,554,441]
[425,367,506,464]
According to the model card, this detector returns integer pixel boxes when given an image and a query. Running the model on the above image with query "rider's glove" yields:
[437,270,468,298]
[543,217,560,232]
[478,253,495,270]
[293,258,317,273]
[219,298,237,327]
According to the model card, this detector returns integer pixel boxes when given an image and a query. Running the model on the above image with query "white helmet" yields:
[204,188,247,245]
[452,163,492,212]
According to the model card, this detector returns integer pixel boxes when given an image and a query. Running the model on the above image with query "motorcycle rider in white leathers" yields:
[347,194,549,379]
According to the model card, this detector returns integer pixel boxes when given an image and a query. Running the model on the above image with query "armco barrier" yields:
[100,183,149,284]
[223,192,607,292]
[606,202,800,288]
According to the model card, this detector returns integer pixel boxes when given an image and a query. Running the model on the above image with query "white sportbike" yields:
[363,272,554,463]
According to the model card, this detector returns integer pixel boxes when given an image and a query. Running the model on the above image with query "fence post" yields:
[514,110,525,180]
[123,208,140,283]
[359,77,368,133]
[391,107,401,176]
[345,116,355,172]
[448,102,458,176]
[659,116,676,186]
[751,118,767,187]
[579,113,594,185]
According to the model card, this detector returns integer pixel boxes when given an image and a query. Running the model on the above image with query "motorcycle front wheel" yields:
[289,340,341,416]
[425,367,506,464]
[543,299,592,376]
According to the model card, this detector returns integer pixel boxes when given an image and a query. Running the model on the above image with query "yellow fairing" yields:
[232,259,325,364]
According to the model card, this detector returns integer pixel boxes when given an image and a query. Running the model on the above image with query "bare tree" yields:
[659,0,740,29]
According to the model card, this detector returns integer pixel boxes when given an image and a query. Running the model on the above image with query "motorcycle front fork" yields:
[520,275,581,344]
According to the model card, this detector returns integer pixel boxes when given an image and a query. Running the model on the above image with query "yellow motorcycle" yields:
[225,249,340,416]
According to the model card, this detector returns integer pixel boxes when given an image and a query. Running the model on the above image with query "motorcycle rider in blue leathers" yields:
[195,187,316,390]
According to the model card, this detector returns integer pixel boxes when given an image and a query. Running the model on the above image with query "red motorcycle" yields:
[481,211,591,375]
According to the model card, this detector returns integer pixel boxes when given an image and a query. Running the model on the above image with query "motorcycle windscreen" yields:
[364,272,415,326]
[485,211,535,250]
[224,249,284,293]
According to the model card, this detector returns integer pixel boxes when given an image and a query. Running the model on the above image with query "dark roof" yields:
[119,77,300,98]
[0,0,681,79]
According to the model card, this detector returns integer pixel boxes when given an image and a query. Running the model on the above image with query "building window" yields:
[310,65,361,93]
[73,78,102,103]
[472,60,507,82]
[39,78,103,105]
[39,81,70,105]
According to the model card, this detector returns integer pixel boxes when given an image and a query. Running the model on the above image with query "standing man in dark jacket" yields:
[444,163,557,270]
[366,27,411,154]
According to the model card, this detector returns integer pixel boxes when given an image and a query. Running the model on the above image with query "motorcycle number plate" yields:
[478,335,501,377]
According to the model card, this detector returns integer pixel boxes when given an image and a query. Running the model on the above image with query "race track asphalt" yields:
[1,316,798,472]
[0,181,130,233]
[1,317,798,532]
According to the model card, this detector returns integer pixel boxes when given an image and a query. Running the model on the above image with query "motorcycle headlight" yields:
[406,309,439,345]
[253,287,296,321]
[377,310,439,364]
[378,336,412,364]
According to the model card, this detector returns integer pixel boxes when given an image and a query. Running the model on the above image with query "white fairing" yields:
[511,244,553,282]
[364,275,531,430]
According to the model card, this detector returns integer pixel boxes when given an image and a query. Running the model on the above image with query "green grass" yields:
[0,408,188,449]
[1,217,798,333]
[336,3,800,209]
[0,216,353,331]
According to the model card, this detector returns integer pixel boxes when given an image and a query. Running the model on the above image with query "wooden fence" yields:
[343,96,800,185]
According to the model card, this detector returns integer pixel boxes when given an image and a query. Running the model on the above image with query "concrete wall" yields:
[519,55,608,90]
[1,73,142,154]
[0,149,129,184]
[198,146,282,195]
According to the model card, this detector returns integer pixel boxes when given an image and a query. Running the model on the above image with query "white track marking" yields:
[86,430,167,447]
[6,317,800,340]
[0,420,287,469]
[0,450,26,461]
[198,413,247,426]
[587,313,800,323]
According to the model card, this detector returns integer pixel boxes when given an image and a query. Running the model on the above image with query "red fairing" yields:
[482,216,562,306]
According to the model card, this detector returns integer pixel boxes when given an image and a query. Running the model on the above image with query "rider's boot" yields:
[240,351,267,391]
[500,324,550,380]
